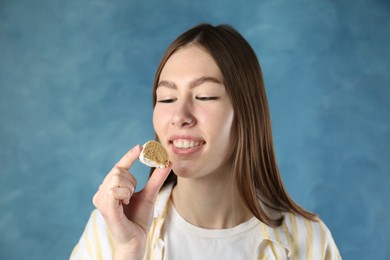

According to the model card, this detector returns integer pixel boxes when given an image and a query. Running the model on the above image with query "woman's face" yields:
[153,45,235,179]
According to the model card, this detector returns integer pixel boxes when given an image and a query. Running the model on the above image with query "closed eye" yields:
[196,97,219,101]
[157,98,176,103]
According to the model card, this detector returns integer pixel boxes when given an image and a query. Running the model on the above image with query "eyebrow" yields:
[157,76,223,89]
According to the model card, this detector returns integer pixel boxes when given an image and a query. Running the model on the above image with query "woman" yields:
[71,24,341,259]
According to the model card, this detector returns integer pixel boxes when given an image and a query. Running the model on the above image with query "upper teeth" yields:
[173,140,201,148]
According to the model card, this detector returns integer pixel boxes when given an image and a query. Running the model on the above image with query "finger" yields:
[105,187,127,221]
[92,190,101,208]
[101,162,138,192]
[115,145,142,170]
[108,169,137,190]
[109,174,137,201]
[111,186,132,204]
[142,163,172,203]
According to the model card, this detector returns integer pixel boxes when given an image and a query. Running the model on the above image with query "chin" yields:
[171,162,198,178]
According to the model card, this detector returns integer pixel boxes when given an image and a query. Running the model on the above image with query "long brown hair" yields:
[152,24,317,227]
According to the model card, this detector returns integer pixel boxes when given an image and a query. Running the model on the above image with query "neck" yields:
[171,169,253,229]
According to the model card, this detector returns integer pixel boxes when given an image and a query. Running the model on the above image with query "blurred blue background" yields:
[1,0,389,259]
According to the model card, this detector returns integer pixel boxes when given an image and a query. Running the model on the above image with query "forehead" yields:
[159,45,224,82]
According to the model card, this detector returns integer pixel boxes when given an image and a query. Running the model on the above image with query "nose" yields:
[170,100,195,127]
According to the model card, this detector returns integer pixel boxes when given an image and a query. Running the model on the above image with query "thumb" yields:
[142,164,172,203]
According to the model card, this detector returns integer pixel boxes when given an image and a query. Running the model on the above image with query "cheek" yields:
[218,109,236,159]
[200,107,234,138]
[152,108,165,134]
[220,110,235,140]
[219,108,235,147]
[218,107,234,130]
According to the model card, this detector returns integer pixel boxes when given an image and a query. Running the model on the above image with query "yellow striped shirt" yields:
[70,184,341,259]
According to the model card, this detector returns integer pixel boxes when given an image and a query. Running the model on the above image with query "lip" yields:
[168,135,205,155]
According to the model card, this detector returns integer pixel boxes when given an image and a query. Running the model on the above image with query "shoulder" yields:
[280,213,341,259]
[70,209,115,259]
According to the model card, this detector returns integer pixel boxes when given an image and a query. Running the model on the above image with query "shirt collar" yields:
[153,182,175,219]
[153,182,293,257]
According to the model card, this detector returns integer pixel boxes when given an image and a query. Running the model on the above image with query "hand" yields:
[92,145,171,258]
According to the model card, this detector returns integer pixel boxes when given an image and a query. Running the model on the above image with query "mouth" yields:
[168,136,205,154]
[172,139,203,149]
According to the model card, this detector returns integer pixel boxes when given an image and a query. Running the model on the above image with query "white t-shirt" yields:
[71,184,341,259]
[162,200,263,259]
